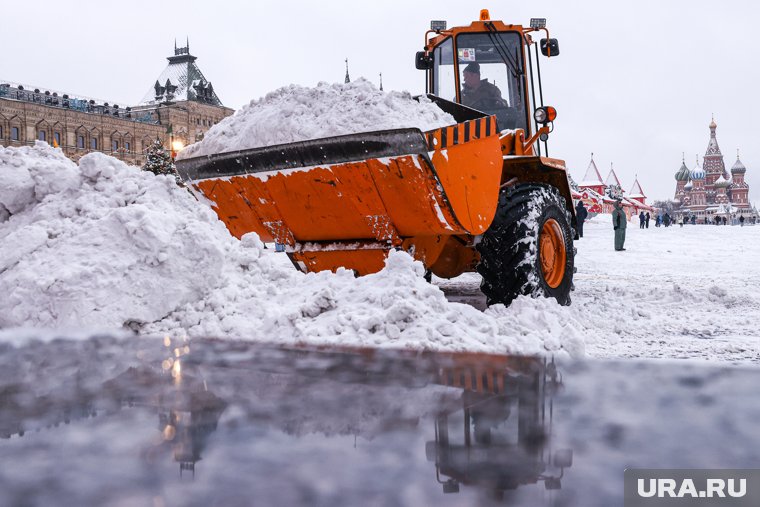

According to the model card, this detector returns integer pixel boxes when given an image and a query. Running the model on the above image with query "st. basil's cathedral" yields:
[674,118,757,223]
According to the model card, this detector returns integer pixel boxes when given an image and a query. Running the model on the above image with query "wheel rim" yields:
[539,218,566,289]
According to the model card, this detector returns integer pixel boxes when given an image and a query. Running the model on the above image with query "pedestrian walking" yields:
[639,211,646,229]
[612,198,627,251]
[740,215,745,226]
[575,200,588,238]
[677,215,684,227]
[722,216,727,226]
[655,214,661,227]
[645,212,650,228]
[663,214,671,227]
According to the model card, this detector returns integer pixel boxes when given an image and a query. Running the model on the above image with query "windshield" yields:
[433,31,527,132]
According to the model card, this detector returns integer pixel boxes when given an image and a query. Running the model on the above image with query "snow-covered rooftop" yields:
[579,155,604,187]
[605,167,622,187]
[628,178,646,198]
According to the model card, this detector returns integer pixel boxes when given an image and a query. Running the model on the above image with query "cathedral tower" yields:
[729,151,750,208]
[702,116,727,203]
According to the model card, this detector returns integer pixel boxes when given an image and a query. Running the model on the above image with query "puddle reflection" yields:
[0,338,576,505]
[428,356,572,500]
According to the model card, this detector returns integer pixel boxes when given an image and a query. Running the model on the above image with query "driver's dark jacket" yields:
[461,79,505,109]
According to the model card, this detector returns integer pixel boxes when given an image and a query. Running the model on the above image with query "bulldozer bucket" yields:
[176,116,503,275]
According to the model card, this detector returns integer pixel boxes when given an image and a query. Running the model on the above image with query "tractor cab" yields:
[417,11,560,135]
[430,30,528,132]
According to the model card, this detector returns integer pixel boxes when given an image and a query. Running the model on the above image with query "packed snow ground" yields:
[2,143,758,364]
[437,216,760,363]
[178,79,455,159]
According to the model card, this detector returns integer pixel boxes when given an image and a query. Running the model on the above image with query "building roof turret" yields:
[714,174,729,188]
[675,154,690,181]
[705,115,722,157]
[139,40,224,106]
[605,163,623,187]
[628,177,646,199]
[579,153,605,187]
[731,150,747,174]
[684,180,693,191]
[690,155,705,180]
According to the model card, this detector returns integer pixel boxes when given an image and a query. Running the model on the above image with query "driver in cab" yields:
[461,62,505,110]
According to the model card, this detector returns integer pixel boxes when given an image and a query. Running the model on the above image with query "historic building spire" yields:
[703,116,726,195]
[139,41,223,107]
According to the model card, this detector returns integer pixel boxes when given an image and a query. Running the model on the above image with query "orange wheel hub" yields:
[539,218,566,289]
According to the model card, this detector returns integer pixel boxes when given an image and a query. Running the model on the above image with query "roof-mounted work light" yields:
[430,20,447,32]
[530,18,547,29]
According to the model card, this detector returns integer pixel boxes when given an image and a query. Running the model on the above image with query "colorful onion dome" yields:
[675,160,691,181]
[714,174,729,188]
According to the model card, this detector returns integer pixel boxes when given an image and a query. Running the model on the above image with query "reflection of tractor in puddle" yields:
[426,355,571,499]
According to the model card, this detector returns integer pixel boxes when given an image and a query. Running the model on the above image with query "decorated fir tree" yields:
[567,172,580,192]
[143,138,182,185]
[605,183,623,200]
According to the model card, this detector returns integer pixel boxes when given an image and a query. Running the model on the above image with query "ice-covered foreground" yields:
[2,143,758,363]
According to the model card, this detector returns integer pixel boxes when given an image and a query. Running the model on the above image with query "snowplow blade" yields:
[176,116,503,275]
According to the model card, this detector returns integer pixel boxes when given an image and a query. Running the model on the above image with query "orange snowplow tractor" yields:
[539,218,566,288]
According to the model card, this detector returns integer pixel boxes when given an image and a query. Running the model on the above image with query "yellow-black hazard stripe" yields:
[425,116,497,151]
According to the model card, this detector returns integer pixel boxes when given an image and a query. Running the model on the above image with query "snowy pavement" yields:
[437,217,760,364]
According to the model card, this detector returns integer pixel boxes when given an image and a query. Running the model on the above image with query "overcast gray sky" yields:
[2,0,757,203]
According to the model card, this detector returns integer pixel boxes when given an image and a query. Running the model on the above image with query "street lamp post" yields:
[171,139,184,161]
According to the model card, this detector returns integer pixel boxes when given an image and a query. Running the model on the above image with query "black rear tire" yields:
[476,184,574,306]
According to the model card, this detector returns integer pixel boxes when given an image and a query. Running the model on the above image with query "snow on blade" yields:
[178,79,455,160]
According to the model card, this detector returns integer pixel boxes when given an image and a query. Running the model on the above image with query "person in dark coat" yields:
[575,200,588,238]
[663,214,671,227]
[612,199,627,251]
[722,216,727,225]
[691,215,696,225]
[645,212,650,228]
[740,214,745,226]
[461,62,507,110]
[638,211,645,229]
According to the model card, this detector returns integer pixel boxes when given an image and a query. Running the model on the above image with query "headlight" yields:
[534,106,557,124]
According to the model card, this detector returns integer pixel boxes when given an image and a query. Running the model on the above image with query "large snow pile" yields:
[179,79,456,159]
[0,143,583,359]
[0,143,229,328]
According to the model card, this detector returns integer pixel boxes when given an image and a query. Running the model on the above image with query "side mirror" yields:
[415,51,433,70]
[540,38,560,57]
